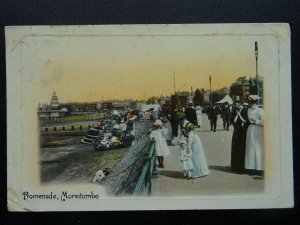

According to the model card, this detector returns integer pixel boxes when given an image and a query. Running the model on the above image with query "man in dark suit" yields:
[208,105,219,132]
[221,102,231,131]
[185,101,198,126]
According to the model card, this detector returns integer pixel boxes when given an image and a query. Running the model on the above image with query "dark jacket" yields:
[221,105,231,121]
[185,107,198,126]
[208,106,219,121]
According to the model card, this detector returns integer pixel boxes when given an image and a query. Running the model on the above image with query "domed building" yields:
[50,90,59,109]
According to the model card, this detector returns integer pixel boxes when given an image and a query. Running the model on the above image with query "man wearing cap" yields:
[245,95,264,176]
[230,97,249,173]
[176,111,209,178]
[221,102,231,131]
[208,105,219,132]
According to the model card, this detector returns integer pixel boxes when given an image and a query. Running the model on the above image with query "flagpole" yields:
[209,75,212,106]
[255,41,259,102]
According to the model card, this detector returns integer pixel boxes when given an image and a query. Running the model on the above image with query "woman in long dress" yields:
[230,98,249,173]
[195,106,203,128]
[245,95,264,175]
[177,111,209,178]
[161,117,173,145]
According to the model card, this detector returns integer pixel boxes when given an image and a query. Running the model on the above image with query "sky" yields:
[22,34,277,103]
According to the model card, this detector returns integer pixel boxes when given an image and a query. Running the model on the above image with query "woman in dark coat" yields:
[230,98,249,173]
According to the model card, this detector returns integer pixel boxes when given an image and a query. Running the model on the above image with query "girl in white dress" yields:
[245,95,264,174]
[150,119,170,168]
[178,140,194,179]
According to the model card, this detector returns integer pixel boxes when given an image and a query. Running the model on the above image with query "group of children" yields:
[150,118,194,179]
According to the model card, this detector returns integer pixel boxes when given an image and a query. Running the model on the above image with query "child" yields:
[92,165,110,183]
[150,119,170,168]
[178,140,194,179]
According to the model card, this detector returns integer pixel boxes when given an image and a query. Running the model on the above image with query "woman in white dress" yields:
[177,111,209,178]
[161,117,173,145]
[150,119,170,168]
[195,106,203,128]
[245,95,264,175]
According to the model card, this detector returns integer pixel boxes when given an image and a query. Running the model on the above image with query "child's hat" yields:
[154,119,163,126]
[179,139,187,145]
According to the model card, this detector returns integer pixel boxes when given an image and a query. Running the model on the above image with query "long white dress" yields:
[196,108,203,127]
[245,105,264,170]
[162,120,173,141]
[179,119,209,178]
[150,129,171,156]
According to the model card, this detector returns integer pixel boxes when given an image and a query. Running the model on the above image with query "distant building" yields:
[37,91,101,118]
[171,91,191,108]
[50,90,59,109]
[230,76,263,102]
[59,102,99,112]
[38,109,68,118]
[100,102,113,111]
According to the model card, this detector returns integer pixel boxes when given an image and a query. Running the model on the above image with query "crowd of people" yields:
[81,109,138,150]
[149,94,264,180]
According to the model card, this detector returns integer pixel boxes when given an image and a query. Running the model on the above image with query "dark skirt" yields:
[171,121,178,137]
[231,127,247,173]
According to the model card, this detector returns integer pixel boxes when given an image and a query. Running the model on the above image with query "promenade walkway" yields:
[151,115,264,197]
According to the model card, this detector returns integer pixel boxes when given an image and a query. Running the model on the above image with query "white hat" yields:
[248,95,261,101]
[179,139,187,145]
[154,119,163,126]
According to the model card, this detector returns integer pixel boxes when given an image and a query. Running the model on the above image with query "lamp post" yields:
[209,75,212,106]
[254,41,259,100]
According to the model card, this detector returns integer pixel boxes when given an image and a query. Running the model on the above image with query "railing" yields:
[133,140,158,196]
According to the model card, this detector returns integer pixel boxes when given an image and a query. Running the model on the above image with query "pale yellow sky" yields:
[22,34,277,103]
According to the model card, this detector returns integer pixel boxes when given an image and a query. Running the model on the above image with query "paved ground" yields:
[152,115,264,197]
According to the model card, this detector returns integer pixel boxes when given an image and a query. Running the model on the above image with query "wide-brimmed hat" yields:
[179,139,187,145]
[248,95,261,101]
[153,119,163,126]
[176,111,186,120]
[187,101,193,106]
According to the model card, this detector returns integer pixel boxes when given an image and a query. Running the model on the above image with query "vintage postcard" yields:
[6,24,293,211]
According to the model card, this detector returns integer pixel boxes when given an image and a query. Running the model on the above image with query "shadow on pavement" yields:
[158,170,185,179]
[252,176,264,180]
[197,129,231,133]
[209,165,244,175]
